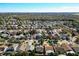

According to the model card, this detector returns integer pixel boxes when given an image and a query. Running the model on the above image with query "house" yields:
[14,35,21,39]
[14,34,25,39]
[19,42,27,51]
[1,33,8,38]
[60,34,68,40]
[4,46,14,52]
[29,45,35,51]
[35,45,43,53]
[66,50,75,54]
[0,30,5,33]
[19,41,34,51]
[35,33,42,40]
[27,40,35,51]
[45,45,54,55]
[72,47,79,53]
[0,46,5,55]
[54,45,65,54]
[61,43,72,51]
[12,44,20,51]
[25,43,30,51]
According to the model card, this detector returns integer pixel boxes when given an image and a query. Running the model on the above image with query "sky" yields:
[0,3,79,12]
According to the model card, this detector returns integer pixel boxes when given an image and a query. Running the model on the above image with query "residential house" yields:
[35,45,43,53]
[45,45,54,55]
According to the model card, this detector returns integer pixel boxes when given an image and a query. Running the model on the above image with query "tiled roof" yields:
[45,46,54,51]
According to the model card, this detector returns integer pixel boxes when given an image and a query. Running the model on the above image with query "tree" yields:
[14,51,29,56]
[38,39,44,45]
[29,50,35,56]
[48,40,53,45]
[47,52,59,56]
[0,37,5,42]
[3,51,14,56]
[66,53,76,56]
[48,52,55,56]
[43,46,46,56]
[53,40,58,44]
